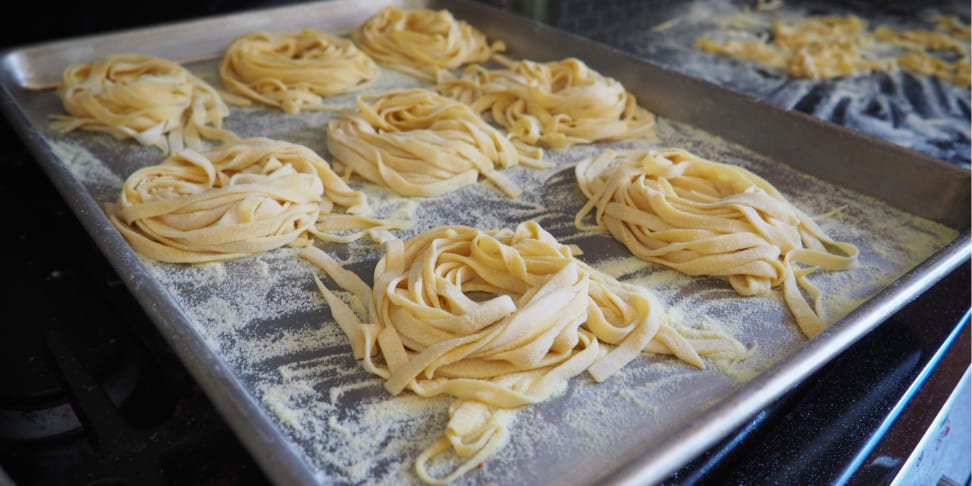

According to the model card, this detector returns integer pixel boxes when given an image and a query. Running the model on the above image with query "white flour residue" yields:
[50,140,123,197]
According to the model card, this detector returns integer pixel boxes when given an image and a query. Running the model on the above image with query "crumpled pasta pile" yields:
[574,148,859,337]
[49,53,238,153]
[351,6,506,80]
[326,88,546,198]
[106,137,404,263]
[300,220,744,484]
[220,29,379,114]
[436,57,656,150]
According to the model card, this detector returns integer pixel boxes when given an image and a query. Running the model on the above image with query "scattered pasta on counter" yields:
[326,88,547,198]
[106,137,407,264]
[219,29,380,114]
[49,53,239,153]
[300,220,746,484]
[574,148,860,338]
[352,6,506,81]
[694,11,971,86]
[436,57,656,150]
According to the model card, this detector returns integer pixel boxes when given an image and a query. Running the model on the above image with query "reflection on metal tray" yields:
[0,0,968,484]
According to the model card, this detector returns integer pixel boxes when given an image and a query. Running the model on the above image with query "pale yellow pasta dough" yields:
[436,57,656,150]
[574,148,860,338]
[351,6,505,80]
[695,13,971,86]
[107,137,406,263]
[300,220,744,484]
[696,15,890,79]
[50,53,238,153]
[220,29,379,114]
[326,88,546,198]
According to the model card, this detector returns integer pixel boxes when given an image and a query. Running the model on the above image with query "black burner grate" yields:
[0,128,270,486]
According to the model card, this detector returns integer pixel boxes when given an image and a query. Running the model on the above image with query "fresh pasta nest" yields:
[50,53,238,153]
[574,148,860,337]
[436,57,656,150]
[300,220,744,484]
[220,29,379,113]
[326,88,546,198]
[352,6,505,80]
[105,137,405,264]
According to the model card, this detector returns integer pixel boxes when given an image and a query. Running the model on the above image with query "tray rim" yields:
[0,0,969,484]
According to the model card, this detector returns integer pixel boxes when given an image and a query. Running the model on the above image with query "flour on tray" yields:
[48,54,960,485]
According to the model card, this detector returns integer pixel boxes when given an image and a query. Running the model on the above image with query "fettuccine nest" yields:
[327,88,547,198]
[50,53,238,153]
[106,137,405,263]
[436,57,656,150]
[575,148,860,337]
[352,6,506,80]
[220,29,379,113]
[301,220,744,484]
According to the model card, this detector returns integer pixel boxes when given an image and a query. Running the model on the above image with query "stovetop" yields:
[0,1,968,485]
[0,119,271,486]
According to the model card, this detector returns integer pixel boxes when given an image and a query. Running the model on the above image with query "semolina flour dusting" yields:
[40,52,959,485]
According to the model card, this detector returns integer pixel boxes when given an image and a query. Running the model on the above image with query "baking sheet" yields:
[0,0,969,485]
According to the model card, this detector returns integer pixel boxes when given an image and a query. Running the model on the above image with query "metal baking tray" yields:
[1,0,968,484]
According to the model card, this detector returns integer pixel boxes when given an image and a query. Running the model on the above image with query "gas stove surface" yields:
[0,1,968,485]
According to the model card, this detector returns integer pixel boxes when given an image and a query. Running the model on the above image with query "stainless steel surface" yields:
[0,1,968,484]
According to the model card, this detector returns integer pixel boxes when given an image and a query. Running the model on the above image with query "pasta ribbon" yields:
[49,53,238,153]
[300,220,744,484]
[436,57,656,149]
[351,6,506,80]
[107,137,407,263]
[574,148,859,338]
[220,29,379,114]
[326,88,547,198]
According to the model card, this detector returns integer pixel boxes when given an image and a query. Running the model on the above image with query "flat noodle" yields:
[695,12,971,86]
[300,220,745,484]
[106,137,407,263]
[435,57,656,150]
[326,88,547,198]
[49,53,238,153]
[574,148,860,338]
[351,6,505,81]
[220,29,380,114]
